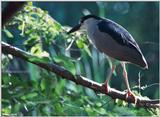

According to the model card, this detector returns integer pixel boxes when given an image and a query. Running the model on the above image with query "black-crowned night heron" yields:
[67,15,148,102]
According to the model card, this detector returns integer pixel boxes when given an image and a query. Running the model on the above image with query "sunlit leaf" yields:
[27,2,33,6]
[53,22,62,31]
[24,37,38,46]
[20,21,25,36]
[3,29,14,38]
[76,39,84,49]
[95,102,102,107]
[31,46,41,54]
[2,106,11,115]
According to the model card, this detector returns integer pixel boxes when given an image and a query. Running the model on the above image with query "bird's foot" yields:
[125,90,137,104]
[103,80,111,94]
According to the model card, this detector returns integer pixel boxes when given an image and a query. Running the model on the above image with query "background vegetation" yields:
[2,2,159,116]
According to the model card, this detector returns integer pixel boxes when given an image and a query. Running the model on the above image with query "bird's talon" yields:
[103,81,110,94]
[126,91,137,104]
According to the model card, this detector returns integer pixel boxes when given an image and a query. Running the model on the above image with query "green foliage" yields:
[3,28,14,38]
[54,54,76,75]
[2,2,159,116]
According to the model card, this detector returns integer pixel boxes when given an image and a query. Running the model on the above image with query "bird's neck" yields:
[85,21,99,45]
[86,20,98,35]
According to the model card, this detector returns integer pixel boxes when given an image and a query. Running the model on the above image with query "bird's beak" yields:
[67,24,81,34]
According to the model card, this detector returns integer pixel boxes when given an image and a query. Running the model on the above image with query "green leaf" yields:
[53,22,62,31]
[29,56,51,63]
[95,102,102,107]
[2,74,10,85]
[3,29,14,38]
[42,106,51,115]
[25,29,33,35]
[31,46,41,54]
[76,39,84,49]
[27,2,33,6]
[40,78,46,91]
[54,103,63,114]
[2,106,11,115]
[54,55,76,75]
[21,92,38,100]
[95,107,107,115]
[115,99,127,106]
[24,37,38,46]
[20,21,25,36]
[28,63,40,81]
[84,45,91,57]
[84,105,97,116]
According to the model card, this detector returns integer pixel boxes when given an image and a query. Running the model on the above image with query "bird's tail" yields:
[140,55,148,69]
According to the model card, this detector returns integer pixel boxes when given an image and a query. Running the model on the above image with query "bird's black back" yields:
[97,19,142,54]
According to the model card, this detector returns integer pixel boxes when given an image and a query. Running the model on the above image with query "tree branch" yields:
[2,42,160,108]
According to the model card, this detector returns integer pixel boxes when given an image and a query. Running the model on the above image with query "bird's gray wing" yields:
[97,19,142,54]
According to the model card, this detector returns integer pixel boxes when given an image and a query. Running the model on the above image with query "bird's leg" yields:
[121,62,137,104]
[104,60,116,93]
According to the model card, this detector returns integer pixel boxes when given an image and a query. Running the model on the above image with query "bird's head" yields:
[67,15,102,34]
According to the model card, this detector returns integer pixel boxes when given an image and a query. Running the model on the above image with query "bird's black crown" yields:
[80,15,102,23]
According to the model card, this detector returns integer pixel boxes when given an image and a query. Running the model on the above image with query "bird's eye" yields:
[79,19,84,24]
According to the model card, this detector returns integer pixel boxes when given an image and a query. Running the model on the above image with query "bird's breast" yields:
[87,26,116,53]
[87,26,97,46]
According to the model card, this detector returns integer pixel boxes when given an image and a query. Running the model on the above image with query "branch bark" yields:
[2,42,160,108]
